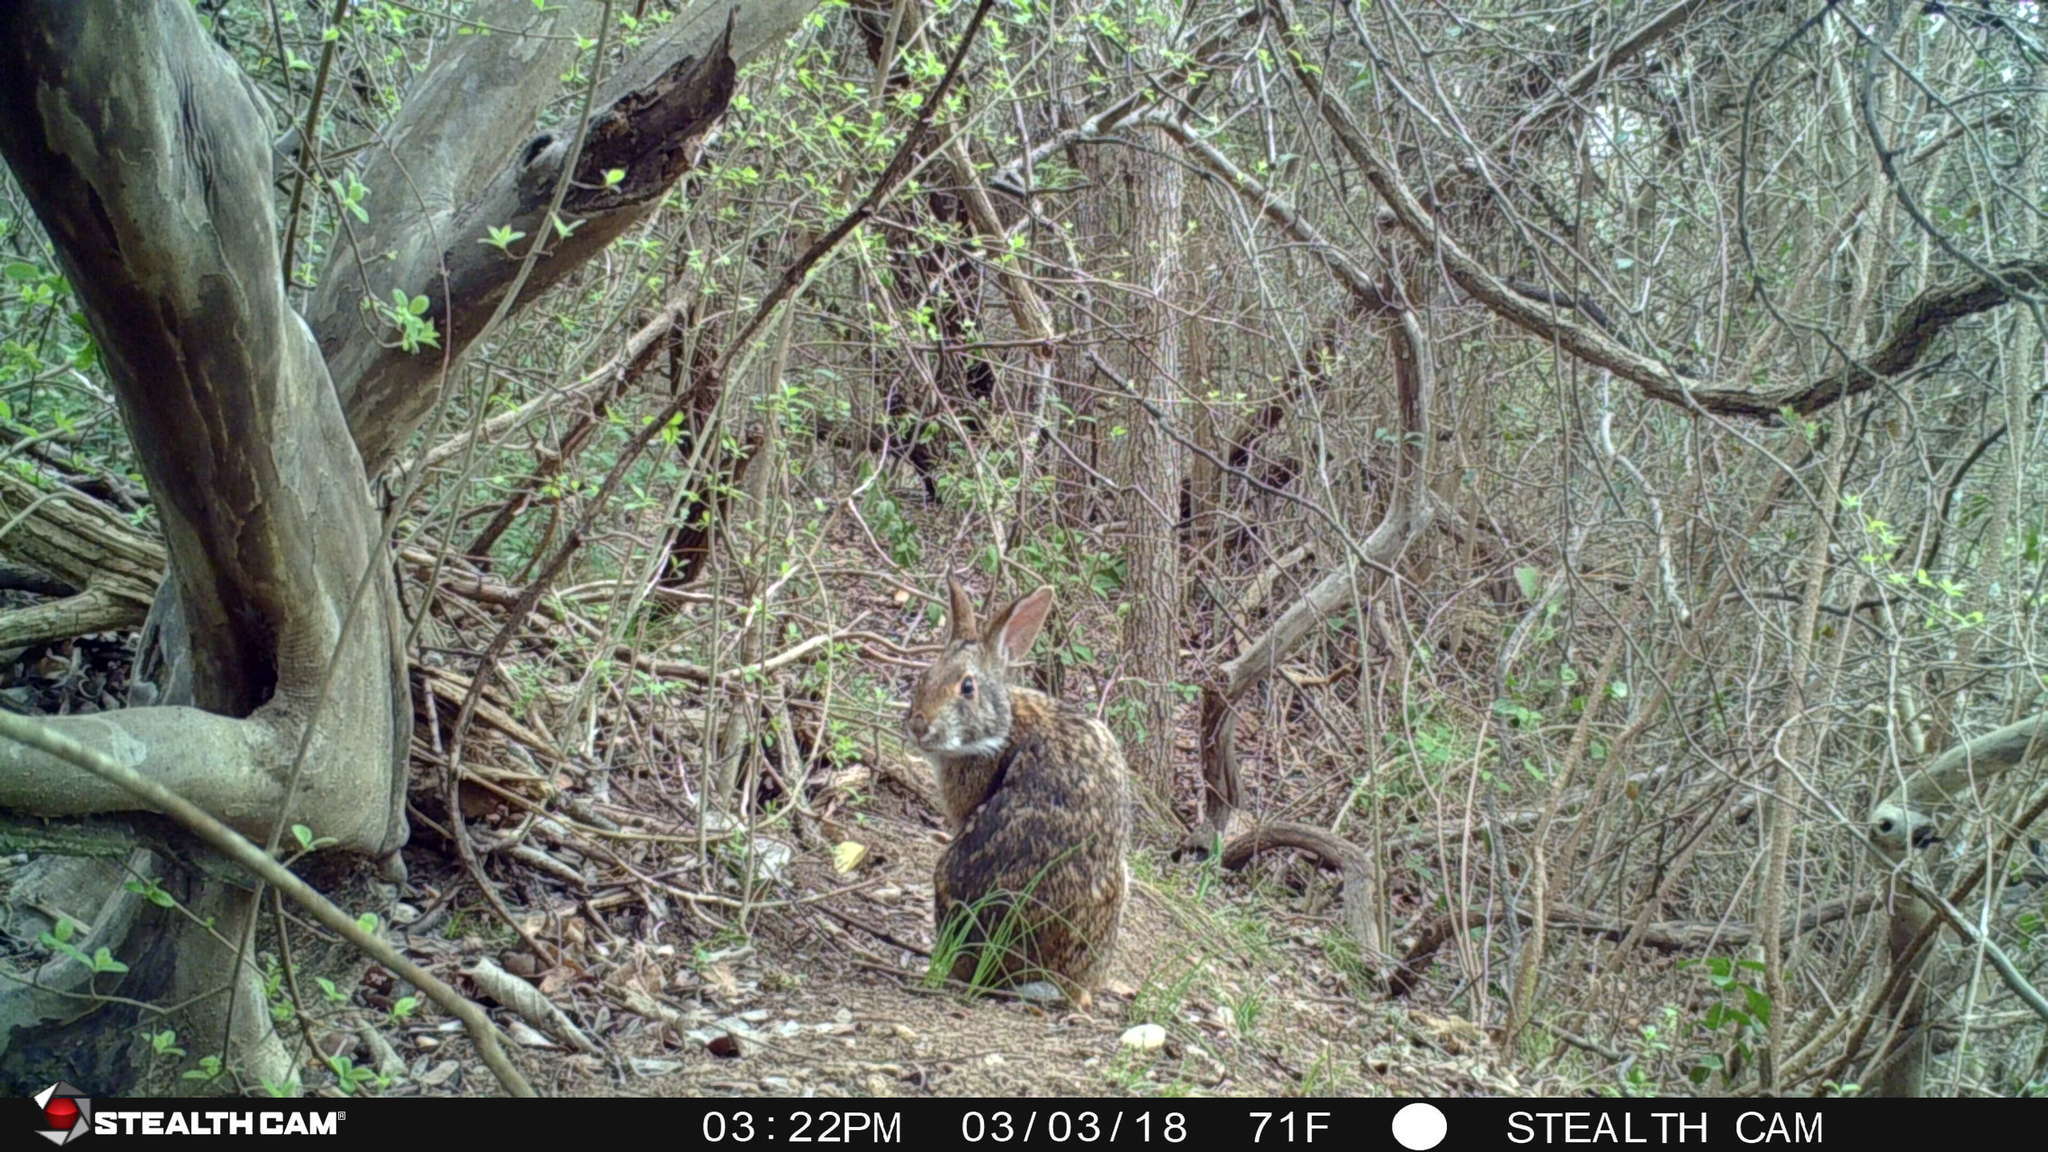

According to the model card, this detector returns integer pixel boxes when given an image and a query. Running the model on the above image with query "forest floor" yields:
[366,512,1534,1100]
[2,520,1528,1100]
[382,763,1528,1099]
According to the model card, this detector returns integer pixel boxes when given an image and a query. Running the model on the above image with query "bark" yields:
[0,0,405,1091]
[0,0,822,1092]
[0,472,164,648]
[0,0,402,851]
[313,0,817,471]
[1121,124,1187,798]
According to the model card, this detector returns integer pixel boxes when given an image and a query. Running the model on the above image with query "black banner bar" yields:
[11,1090,2011,1148]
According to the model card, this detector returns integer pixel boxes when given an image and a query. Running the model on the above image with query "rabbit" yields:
[904,575,1131,1011]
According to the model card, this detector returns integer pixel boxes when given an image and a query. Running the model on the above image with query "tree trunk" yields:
[1120,124,1186,800]
[0,0,817,1093]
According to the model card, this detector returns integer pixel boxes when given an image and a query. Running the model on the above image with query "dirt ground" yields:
[378,764,1526,1100]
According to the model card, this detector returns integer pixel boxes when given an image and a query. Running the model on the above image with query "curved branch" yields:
[1870,711,2048,853]
[0,708,535,1097]
[1217,820,1363,872]
[1267,0,2048,420]
[0,706,287,836]
[316,0,823,471]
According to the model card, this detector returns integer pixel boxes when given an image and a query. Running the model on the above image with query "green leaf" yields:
[1514,565,1544,601]
[124,877,177,909]
[1744,986,1773,1025]
[293,824,315,851]
[357,912,381,935]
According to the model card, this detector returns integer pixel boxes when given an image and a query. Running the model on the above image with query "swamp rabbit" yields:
[904,576,1131,1010]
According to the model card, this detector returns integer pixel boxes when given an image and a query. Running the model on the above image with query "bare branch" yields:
[1268,0,2048,420]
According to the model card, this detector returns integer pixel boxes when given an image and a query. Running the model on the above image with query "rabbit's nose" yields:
[907,714,929,739]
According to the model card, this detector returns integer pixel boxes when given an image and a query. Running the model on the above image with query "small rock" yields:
[891,1023,917,1042]
[760,1076,795,1093]
[866,885,904,904]
[630,1058,683,1076]
[390,903,421,925]
[754,838,793,882]
[982,1053,1006,1067]
[1120,1024,1167,1051]
[419,1061,460,1088]
[707,1033,743,1059]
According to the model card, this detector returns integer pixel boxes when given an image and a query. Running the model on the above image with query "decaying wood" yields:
[0,472,163,648]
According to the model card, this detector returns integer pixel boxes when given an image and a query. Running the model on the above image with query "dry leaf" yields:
[832,840,868,873]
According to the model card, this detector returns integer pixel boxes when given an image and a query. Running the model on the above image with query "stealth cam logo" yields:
[33,1083,92,1145]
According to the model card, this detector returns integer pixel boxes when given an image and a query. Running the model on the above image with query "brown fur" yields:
[905,578,1132,1008]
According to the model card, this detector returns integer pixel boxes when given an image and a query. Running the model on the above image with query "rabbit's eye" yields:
[959,676,975,698]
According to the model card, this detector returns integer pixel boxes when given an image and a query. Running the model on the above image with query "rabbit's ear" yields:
[945,574,979,644]
[986,585,1055,663]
